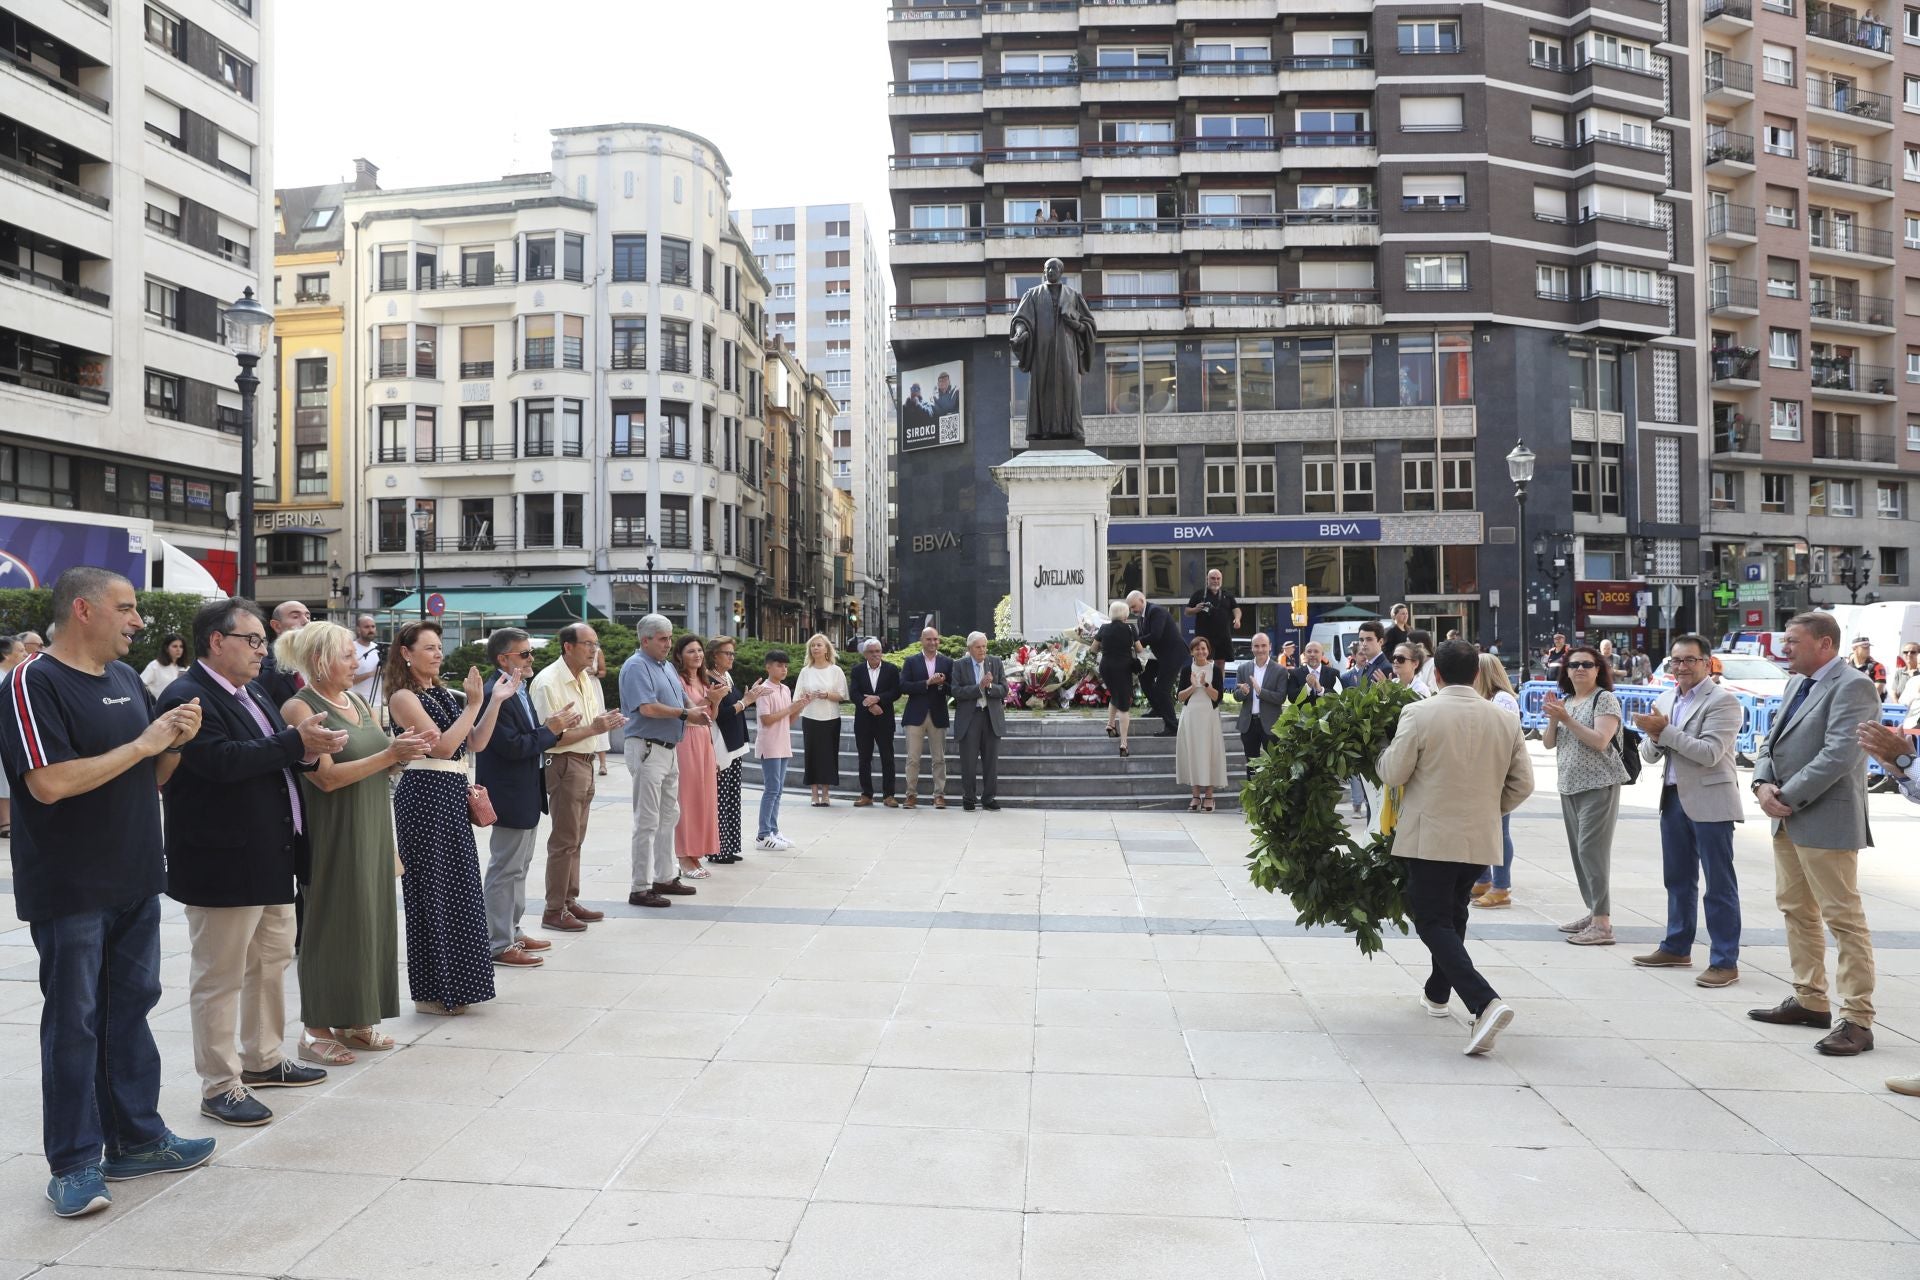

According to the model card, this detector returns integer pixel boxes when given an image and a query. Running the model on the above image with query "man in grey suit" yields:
[951,630,1006,811]
[1234,632,1288,768]
[1747,611,1881,1056]
[1631,633,1745,988]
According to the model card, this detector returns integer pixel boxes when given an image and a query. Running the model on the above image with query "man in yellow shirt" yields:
[528,624,625,932]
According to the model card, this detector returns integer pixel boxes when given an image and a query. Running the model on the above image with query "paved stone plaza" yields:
[3,744,1920,1279]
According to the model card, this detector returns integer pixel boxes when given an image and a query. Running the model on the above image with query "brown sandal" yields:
[299,1031,356,1065]
[335,1026,395,1051]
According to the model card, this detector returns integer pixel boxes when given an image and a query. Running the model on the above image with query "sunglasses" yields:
[1391,655,1415,665]
[1565,661,1599,670]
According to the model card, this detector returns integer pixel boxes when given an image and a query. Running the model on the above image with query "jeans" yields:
[32,896,168,1176]
[1488,814,1515,890]
[1403,860,1497,1016]
[1657,787,1740,968]
[758,757,789,838]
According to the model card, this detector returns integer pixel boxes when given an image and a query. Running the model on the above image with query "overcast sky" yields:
[274,2,897,236]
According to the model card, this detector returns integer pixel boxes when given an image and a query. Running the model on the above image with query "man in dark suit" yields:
[159,598,345,1127]
[952,631,1006,810]
[1234,631,1288,768]
[474,627,580,969]
[899,626,953,809]
[253,600,310,706]
[1341,620,1393,690]
[1128,589,1187,736]
[850,637,902,806]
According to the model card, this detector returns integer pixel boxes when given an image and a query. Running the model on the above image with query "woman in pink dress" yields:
[672,634,721,879]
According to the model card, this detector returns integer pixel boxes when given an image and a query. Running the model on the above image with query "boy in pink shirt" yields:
[745,651,799,850]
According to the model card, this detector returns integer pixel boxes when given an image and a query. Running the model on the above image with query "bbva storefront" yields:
[1106,511,1487,642]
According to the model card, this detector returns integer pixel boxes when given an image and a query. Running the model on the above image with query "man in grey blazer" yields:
[951,631,1006,812]
[1234,632,1288,768]
[1631,634,1745,987]
[1747,611,1881,1056]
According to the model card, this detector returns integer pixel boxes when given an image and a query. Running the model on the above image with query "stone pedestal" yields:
[991,448,1123,638]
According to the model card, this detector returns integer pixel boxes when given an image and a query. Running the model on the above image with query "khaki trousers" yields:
[543,753,595,913]
[1772,832,1875,1027]
[184,903,296,1097]
[904,720,947,800]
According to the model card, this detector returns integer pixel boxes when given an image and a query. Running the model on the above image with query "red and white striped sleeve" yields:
[1,654,74,774]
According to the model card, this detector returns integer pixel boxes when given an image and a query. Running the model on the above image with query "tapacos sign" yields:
[1576,580,1638,615]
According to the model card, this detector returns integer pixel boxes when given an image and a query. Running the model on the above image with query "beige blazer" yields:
[1638,679,1744,824]
[1377,685,1534,865]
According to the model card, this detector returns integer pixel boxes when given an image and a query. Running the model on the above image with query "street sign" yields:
[1736,582,1770,603]
[1744,607,1765,626]
[1744,563,1765,582]
[425,592,446,617]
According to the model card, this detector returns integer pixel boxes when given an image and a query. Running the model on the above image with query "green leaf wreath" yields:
[1242,678,1423,956]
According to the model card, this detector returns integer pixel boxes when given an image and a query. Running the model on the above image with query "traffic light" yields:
[1290,584,1309,628]
[731,598,744,626]
[848,598,861,627]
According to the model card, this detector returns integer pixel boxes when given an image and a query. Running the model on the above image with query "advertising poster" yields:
[900,361,964,451]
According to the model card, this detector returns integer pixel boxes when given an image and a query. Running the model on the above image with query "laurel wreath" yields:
[1242,678,1423,955]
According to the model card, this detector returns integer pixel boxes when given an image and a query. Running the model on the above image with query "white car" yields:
[1653,653,1791,701]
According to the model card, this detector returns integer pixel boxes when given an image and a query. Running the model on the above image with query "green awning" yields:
[381,585,605,627]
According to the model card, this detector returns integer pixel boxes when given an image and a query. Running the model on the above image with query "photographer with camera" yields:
[1184,568,1240,690]
[350,615,383,709]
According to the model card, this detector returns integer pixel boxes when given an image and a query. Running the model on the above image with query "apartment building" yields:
[736,203,892,633]
[262,158,379,614]
[1700,0,1919,625]
[1,0,272,590]
[886,1,1701,653]
[337,123,771,635]
[761,337,843,642]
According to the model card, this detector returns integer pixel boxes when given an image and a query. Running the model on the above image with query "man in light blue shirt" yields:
[617,615,709,908]
[1858,719,1920,805]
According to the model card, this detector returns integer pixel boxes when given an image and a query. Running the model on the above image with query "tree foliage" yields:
[1242,677,1423,956]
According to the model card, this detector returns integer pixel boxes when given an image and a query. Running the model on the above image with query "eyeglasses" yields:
[502,649,532,661]
[216,630,267,650]
[1390,655,1415,665]
[1565,661,1599,670]
[1669,657,1706,667]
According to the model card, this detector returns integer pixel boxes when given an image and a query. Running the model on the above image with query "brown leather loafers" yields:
[1746,997,1832,1028]
[1815,1021,1874,1056]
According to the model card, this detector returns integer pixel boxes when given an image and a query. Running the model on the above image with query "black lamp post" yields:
[1505,441,1535,674]
[1535,531,1575,627]
[1834,549,1876,604]
[410,508,431,620]
[643,535,658,614]
[222,287,273,599]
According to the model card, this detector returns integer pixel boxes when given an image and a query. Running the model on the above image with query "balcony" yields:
[1704,0,1753,22]
[1805,9,1894,63]
[885,3,981,36]
[1810,359,1894,398]
[521,440,586,459]
[1711,410,1758,454]
[1814,426,1898,464]
[0,329,109,404]
[1704,59,1753,100]
[1807,78,1894,132]
[1807,147,1893,196]
[388,536,525,554]
[422,266,516,290]
[1707,276,1759,315]
[1703,129,1756,171]
[1183,289,1382,329]
[0,44,108,113]
[1706,203,1757,242]
[1809,292,1895,331]
[1809,222,1895,262]
[0,260,108,308]
[1710,348,1760,384]
[460,361,494,379]
[0,148,108,210]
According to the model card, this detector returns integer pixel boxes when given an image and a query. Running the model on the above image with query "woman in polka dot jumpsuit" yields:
[386,621,513,1014]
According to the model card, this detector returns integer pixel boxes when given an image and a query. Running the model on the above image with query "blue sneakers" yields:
[46,1165,111,1217]
[101,1131,216,1182]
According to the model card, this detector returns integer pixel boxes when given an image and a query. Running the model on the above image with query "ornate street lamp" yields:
[222,287,273,598]
[410,508,432,619]
[1505,441,1535,673]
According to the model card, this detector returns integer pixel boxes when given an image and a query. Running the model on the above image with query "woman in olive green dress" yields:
[276,621,432,1065]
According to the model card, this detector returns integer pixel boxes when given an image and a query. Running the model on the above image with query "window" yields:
[144,5,182,56]
[561,316,583,370]
[1579,32,1648,70]
[296,272,328,300]
[1095,45,1172,68]
[823,220,851,237]
[611,317,645,370]
[660,238,691,286]
[1536,264,1570,300]
[521,400,554,457]
[1397,19,1459,52]
[660,494,692,548]
[1303,456,1336,513]
[1763,125,1795,157]
[1767,257,1799,299]
[1571,442,1623,515]
[1761,42,1795,84]
[1767,202,1798,228]
[1190,38,1270,62]
[1400,96,1465,132]
[611,234,646,282]
[1711,472,1738,512]
[524,235,556,281]
[414,325,436,378]
[1762,473,1790,513]
[376,499,407,552]
[458,409,496,463]
[1244,458,1276,514]
[702,248,715,294]
[1769,329,1800,368]
[1404,450,1437,511]
[1531,108,1567,144]
[1831,479,1859,517]
[824,250,851,268]
[1771,398,1803,439]
[1405,254,1468,289]
[1907,215,1920,249]
[1401,175,1464,208]
[375,406,406,463]
[378,249,407,292]
[216,47,253,99]
[661,318,691,373]
[1534,186,1567,222]
[1294,109,1369,138]
[523,315,554,370]
[144,279,179,330]
[1882,547,1908,586]
[1582,263,1657,301]
[1530,34,1564,66]
[144,371,181,420]
[1907,76,1920,109]
[1878,480,1907,519]
[826,309,850,327]
[459,325,492,378]
[412,407,436,461]
[1204,447,1239,515]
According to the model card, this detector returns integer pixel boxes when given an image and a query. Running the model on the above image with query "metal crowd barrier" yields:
[1517,680,1909,775]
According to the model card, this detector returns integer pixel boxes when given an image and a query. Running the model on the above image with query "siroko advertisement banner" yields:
[900,361,964,451]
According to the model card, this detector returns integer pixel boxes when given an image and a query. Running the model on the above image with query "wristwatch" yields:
[679,707,688,721]
[1896,752,1916,773]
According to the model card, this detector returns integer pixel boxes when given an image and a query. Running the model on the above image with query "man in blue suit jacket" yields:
[899,626,953,809]
[474,628,580,968]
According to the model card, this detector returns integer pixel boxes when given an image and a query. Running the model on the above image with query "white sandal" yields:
[679,862,712,880]
[298,1031,356,1065]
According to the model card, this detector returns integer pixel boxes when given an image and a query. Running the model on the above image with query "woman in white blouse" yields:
[795,633,849,807]
[140,633,188,698]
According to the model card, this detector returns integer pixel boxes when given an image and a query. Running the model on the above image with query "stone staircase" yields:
[740,713,1250,811]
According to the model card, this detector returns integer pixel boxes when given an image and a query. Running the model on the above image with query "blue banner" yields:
[1109,517,1384,546]
[0,515,147,590]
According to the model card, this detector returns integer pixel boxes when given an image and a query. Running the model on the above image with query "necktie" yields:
[1776,676,1814,734]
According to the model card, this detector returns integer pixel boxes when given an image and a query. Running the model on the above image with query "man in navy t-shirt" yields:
[0,567,214,1218]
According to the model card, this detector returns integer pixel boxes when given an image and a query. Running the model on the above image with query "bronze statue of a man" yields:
[1009,257,1096,445]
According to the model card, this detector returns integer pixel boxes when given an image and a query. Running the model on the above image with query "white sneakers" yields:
[1419,994,1451,1018]
[756,834,795,851]
[1465,1000,1515,1056]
